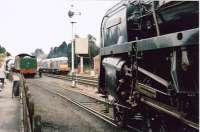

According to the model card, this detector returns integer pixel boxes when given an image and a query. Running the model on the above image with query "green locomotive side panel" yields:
[20,57,37,70]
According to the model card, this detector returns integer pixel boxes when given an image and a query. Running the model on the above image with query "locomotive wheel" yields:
[113,100,127,127]
[113,106,126,127]
[141,112,168,132]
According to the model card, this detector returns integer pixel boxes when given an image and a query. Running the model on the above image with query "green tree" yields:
[67,43,72,67]
[0,45,6,54]
[87,34,100,68]
[46,34,100,70]
[67,42,79,68]
[47,41,68,58]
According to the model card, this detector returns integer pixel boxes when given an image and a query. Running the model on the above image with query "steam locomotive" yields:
[99,1,199,131]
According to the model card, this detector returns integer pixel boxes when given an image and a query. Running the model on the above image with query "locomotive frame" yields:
[99,1,199,131]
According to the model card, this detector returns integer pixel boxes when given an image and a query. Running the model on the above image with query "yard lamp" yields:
[68,4,81,87]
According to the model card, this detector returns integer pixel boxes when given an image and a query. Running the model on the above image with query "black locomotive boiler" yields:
[98,1,199,131]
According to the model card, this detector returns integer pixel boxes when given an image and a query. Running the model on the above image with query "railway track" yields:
[27,76,143,132]
[36,82,117,127]
[34,75,198,132]
[44,73,98,87]
[34,79,142,132]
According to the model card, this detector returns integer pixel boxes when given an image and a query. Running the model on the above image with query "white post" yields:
[80,56,83,74]
[68,4,81,87]
[71,22,74,73]
[71,22,76,87]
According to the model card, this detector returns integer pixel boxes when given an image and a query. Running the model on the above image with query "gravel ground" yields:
[26,77,128,132]
[31,76,114,117]
[28,78,114,119]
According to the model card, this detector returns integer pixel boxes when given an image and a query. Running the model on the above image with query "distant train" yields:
[39,57,70,74]
[14,53,37,77]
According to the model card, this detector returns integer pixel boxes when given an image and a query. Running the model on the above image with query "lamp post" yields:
[68,4,81,87]
[71,21,76,87]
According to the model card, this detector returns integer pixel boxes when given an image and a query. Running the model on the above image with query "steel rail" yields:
[44,73,98,87]
[41,74,198,131]
[27,78,144,131]
[44,73,98,81]
[41,74,134,112]
[39,86,118,127]
[37,84,140,131]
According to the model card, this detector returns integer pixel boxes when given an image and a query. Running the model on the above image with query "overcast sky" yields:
[0,0,120,56]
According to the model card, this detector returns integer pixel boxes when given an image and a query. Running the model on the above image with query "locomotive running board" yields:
[100,28,199,56]
[140,96,199,130]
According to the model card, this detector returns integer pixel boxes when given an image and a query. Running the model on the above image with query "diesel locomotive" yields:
[14,53,37,77]
[99,1,199,131]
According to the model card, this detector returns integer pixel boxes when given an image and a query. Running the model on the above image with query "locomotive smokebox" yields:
[102,57,125,97]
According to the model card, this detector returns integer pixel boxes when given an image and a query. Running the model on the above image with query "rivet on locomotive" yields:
[98,1,199,131]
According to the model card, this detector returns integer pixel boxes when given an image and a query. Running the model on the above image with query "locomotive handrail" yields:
[104,1,127,17]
